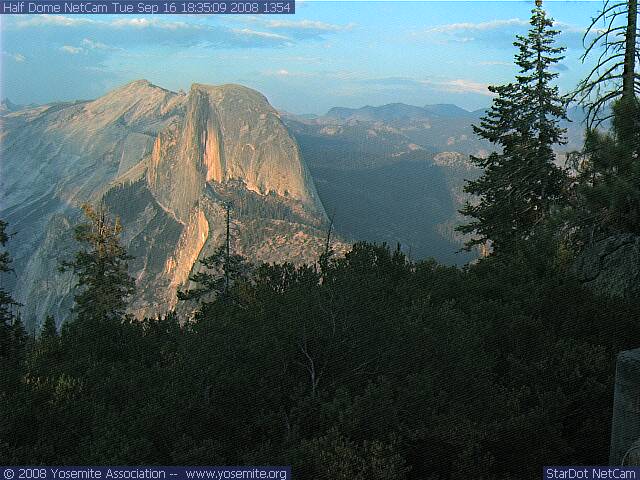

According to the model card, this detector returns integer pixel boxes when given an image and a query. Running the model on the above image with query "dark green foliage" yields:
[177,245,253,307]
[568,98,640,241]
[458,5,568,252]
[40,316,58,340]
[0,220,26,396]
[0,219,21,329]
[3,239,636,477]
[566,0,640,244]
[60,204,135,325]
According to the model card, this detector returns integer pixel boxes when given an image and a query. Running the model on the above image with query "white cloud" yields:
[12,15,200,31]
[58,39,122,56]
[232,28,290,41]
[263,19,355,32]
[60,45,83,54]
[431,79,493,96]
[109,18,198,30]
[414,17,593,49]
[476,60,512,67]
[263,69,316,78]
[1,51,26,62]
[412,18,530,44]
[421,18,528,34]
[359,75,494,96]
[15,15,96,28]
[233,16,354,39]
[554,20,590,34]
[81,38,115,50]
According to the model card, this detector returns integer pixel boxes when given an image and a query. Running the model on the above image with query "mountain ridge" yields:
[323,102,478,123]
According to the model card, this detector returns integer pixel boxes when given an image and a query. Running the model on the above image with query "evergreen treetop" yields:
[40,315,58,339]
[0,219,20,327]
[458,4,568,252]
[61,204,135,324]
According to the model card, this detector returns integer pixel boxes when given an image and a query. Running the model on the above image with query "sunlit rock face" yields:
[0,80,329,328]
[146,83,323,222]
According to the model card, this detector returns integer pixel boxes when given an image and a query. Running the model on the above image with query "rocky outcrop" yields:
[574,234,640,298]
[0,80,329,329]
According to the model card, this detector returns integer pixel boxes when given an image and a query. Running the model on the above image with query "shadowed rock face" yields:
[574,234,640,299]
[0,80,328,328]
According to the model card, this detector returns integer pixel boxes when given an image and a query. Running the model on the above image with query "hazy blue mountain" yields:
[283,101,589,265]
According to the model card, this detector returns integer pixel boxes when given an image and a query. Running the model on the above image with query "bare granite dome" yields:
[0,80,329,326]
[146,82,324,222]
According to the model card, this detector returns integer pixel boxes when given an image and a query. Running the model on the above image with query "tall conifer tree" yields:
[40,315,58,339]
[458,1,568,252]
[0,220,19,330]
[0,219,26,393]
[61,204,135,324]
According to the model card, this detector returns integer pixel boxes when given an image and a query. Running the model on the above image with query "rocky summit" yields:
[0,80,331,328]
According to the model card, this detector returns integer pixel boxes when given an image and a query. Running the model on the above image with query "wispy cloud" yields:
[422,18,528,34]
[235,16,355,39]
[413,18,529,45]
[358,76,493,96]
[60,45,83,54]
[359,76,425,87]
[433,79,493,96]
[476,60,512,67]
[414,16,594,50]
[275,73,494,100]
[58,38,123,55]
[109,18,200,30]
[11,15,199,30]
[263,68,316,78]
[262,19,355,32]
[15,15,97,28]
[232,28,291,41]
[1,51,26,62]
[5,14,296,50]
[81,38,119,51]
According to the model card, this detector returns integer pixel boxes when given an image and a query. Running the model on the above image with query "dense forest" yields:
[2,1,640,477]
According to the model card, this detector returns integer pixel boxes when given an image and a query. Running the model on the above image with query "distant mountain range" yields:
[325,103,481,122]
[281,101,586,265]
[0,88,591,329]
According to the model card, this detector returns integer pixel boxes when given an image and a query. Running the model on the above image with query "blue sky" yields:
[0,1,604,114]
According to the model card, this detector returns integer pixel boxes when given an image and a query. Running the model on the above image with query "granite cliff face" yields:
[145,83,322,222]
[0,80,328,328]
